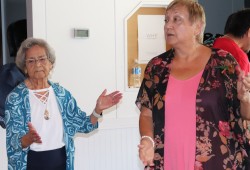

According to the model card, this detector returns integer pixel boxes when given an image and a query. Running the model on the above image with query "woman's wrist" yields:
[21,134,32,148]
[141,135,155,148]
[94,107,102,114]
[92,109,103,118]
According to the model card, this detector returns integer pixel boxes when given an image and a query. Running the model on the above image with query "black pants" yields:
[27,146,66,170]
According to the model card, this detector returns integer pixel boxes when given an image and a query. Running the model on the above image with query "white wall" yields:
[0,128,7,169]
[29,0,171,128]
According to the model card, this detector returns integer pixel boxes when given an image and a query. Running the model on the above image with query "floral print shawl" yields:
[136,48,246,170]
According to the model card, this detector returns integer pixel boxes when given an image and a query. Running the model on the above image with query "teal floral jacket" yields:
[136,48,246,169]
[5,81,98,170]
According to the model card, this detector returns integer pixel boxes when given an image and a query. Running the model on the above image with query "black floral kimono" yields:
[136,48,246,170]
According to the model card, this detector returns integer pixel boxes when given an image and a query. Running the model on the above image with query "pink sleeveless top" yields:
[164,70,203,170]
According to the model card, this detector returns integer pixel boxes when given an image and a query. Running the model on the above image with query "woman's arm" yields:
[238,72,250,119]
[138,106,155,167]
[139,107,154,139]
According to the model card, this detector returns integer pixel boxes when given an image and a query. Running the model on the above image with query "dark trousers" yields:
[27,146,66,170]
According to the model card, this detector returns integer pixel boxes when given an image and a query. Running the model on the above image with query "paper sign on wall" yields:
[137,15,166,64]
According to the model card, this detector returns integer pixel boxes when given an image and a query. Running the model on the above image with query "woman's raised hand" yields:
[95,89,122,113]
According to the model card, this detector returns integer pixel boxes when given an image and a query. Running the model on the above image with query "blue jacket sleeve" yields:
[5,89,29,169]
[53,83,98,136]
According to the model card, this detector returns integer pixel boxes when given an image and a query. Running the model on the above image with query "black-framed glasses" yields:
[26,55,48,66]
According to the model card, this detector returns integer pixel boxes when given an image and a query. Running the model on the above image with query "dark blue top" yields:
[0,63,25,128]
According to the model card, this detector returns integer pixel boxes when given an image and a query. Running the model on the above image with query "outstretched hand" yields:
[95,89,122,113]
[237,71,250,103]
[237,70,250,120]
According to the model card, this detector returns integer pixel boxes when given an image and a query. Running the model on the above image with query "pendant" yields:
[44,109,50,120]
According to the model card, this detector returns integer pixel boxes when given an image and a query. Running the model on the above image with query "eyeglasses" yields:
[26,56,48,66]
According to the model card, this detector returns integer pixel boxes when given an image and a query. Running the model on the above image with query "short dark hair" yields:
[224,8,250,38]
[224,13,234,34]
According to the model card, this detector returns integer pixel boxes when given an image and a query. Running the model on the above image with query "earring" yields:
[24,69,28,75]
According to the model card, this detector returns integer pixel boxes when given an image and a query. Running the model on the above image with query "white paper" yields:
[137,15,166,63]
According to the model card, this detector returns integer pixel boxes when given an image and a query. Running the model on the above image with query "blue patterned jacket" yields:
[5,81,98,170]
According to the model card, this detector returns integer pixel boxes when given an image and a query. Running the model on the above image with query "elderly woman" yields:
[136,0,250,169]
[5,37,122,170]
